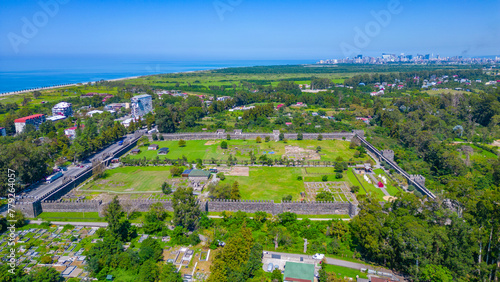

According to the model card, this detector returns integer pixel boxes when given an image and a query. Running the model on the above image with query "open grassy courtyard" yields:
[128,139,369,162]
[224,167,304,202]
[82,166,171,192]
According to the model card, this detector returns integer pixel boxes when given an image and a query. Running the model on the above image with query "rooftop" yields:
[283,261,315,282]
[188,169,211,178]
[14,114,45,123]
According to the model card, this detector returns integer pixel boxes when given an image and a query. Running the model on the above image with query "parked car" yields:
[312,253,324,260]
[267,263,274,272]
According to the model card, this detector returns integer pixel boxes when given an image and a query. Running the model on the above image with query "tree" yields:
[322,175,328,181]
[334,162,344,173]
[178,139,186,147]
[271,268,283,282]
[297,132,303,140]
[221,141,228,149]
[335,172,343,179]
[282,194,292,202]
[156,108,176,133]
[318,134,323,141]
[23,266,63,282]
[231,181,241,200]
[217,172,226,180]
[159,263,183,282]
[227,134,231,140]
[10,210,27,228]
[350,186,360,193]
[143,203,167,234]
[161,182,172,195]
[139,237,163,262]
[256,136,262,143]
[316,190,334,201]
[152,133,158,140]
[104,196,123,236]
[419,264,453,282]
[265,136,270,142]
[33,90,42,99]
[170,166,183,177]
[172,187,200,231]
[208,225,255,282]
[279,133,284,141]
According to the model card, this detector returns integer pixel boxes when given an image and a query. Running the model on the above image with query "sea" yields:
[0,55,315,94]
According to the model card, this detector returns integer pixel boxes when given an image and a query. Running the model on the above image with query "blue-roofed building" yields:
[182,169,192,177]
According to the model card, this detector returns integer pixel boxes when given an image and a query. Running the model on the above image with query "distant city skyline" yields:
[0,0,499,59]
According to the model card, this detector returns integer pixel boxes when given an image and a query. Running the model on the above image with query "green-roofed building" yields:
[188,169,212,180]
[283,261,315,282]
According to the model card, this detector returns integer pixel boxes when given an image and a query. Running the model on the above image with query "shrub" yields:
[297,176,303,180]
[217,172,225,180]
[317,134,323,141]
[322,175,328,181]
[226,134,231,140]
[408,185,415,192]
[297,133,303,140]
[282,195,293,202]
[159,135,164,140]
[152,133,158,140]
[335,172,343,179]
[256,136,262,143]
[162,182,172,195]
[279,133,284,141]
[178,139,186,147]
[265,136,270,142]
[350,185,360,193]
[221,141,228,149]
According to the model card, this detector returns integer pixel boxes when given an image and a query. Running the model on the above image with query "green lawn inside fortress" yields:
[128,139,370,162]
[82,166,171,192]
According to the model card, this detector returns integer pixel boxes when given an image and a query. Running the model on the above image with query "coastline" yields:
[0,75,143,97]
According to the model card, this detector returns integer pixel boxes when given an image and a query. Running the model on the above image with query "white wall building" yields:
[52,102,73,117]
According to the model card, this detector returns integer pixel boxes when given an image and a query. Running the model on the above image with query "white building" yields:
[52,102,73,117]
[46,115,67,122]
[131,94,153,118]
[86,110,103,117]
[121,118,135,127]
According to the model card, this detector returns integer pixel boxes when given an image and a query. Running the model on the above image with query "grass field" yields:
[128,139,368,162]
[224,167,304,202]
[323,264,368,279]
[82,166,171,192]
[36,212,105,222]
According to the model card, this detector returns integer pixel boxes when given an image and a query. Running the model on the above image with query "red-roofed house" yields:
[64,125,85,139]
[285,122,292,126]
[276,103,285,110]
[14,114,46,134]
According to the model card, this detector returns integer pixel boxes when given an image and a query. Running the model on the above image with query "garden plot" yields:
[216,166,249,176]
[304,182,358,204]
[227,144,260,155]
[284,145,320,160]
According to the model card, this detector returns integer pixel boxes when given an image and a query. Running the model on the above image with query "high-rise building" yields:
[131,94,153,118]
[52,102,73,117]
[14,114,46,134]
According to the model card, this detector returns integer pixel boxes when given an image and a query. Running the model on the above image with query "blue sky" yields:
[0,0,499,59]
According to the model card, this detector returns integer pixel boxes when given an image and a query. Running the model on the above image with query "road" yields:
[264,250,403,280]
[207,215,350,221]
[19,133,137,200]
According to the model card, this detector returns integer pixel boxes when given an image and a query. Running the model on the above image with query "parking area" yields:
[261,252,320,277]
